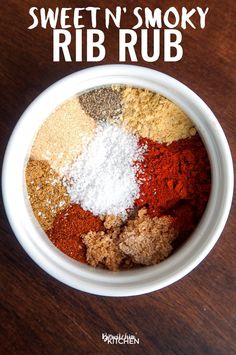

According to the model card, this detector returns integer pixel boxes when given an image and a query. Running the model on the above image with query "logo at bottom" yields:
[102,333,139,345]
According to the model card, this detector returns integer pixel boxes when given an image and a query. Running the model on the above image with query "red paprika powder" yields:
[47,204,103,262]
[135,134,211,236]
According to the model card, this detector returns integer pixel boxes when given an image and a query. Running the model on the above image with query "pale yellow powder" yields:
[116,87,196,144]
[31,97,96,175]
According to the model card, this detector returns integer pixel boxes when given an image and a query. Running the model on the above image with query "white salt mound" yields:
[64,123,145,217]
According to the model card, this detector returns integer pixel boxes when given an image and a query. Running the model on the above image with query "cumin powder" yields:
[25,160,70,230]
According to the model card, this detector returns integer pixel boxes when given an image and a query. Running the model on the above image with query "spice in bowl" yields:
[25,85,211,271]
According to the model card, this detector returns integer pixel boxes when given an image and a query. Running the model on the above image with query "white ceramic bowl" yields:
[2,65,234,296]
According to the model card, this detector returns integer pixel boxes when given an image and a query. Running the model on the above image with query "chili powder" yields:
[47,204,103,262]
[135,134,211,236]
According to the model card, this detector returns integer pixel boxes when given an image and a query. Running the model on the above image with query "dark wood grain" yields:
[0,1,235,354]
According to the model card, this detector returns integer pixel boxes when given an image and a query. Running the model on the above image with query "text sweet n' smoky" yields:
[28,6,209,62]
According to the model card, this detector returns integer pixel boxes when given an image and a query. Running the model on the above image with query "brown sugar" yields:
[82,209,178,270]
[119,208,178,265]
[103,215,123,229]
[82,228,126,271]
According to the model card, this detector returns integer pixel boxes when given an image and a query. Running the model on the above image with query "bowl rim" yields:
[1,64,234,297]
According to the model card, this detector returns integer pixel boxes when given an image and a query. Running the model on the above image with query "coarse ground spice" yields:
[25,160,70,230]
[117,87,196,144]
[47,204,104,262]
[79,87,122,122]
[31,97,96,176]
[135,134,211,235]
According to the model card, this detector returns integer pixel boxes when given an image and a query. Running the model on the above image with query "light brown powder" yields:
[31,97,96,175]
[25,160,70,230]
[116,87,196,144]
[119,208,178,265]
[103,215,123,229]
[82,228,126,271]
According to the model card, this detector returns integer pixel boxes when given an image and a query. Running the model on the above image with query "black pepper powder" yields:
[79,87,122,122]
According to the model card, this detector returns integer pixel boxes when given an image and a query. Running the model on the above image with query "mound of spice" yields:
[117,87,196,144]
[135,134,211,235]
[119,208,177,265]
[31,97,96,176]
[26,160,70,230]
[47,204,104,262]
[79,87,122,122]
[82,208,177,271]
[63,122,146,217]
[82,218,127,271]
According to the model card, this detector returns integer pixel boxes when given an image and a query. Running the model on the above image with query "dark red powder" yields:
[135,134,211,236]
[47,204,104,262]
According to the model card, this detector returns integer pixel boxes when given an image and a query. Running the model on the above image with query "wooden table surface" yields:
[1,1,235,354]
